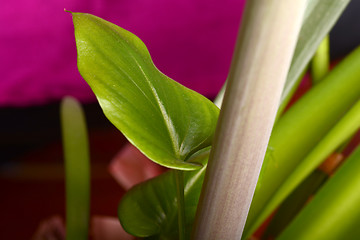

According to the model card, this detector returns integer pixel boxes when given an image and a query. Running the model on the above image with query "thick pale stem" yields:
[192,1,307,239]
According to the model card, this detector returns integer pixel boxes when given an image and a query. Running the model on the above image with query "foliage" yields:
[65,1,360,239]
[72,12,219,171]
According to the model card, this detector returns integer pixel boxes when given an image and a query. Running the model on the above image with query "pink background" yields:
[1,0,245,106]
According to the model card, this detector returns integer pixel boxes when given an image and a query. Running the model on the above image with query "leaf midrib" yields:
[130,55,182,160]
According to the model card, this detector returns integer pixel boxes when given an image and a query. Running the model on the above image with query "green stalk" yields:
[60,97,90,240]
[244,45,360,238]
[337,134,355,153]
[247,98,360,237]
[192,1,307,239]
[175,170,186,240]
[263,169,327,239]
[311,35,330,84]
[272,99,360,209]
[278,145,360,239]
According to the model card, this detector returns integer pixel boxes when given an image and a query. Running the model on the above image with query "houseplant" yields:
[62,0,360,239]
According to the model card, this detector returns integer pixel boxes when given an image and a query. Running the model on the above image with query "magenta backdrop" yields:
[1,0,245,106]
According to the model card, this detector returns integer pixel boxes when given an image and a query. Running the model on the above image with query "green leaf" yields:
[278,146,360,240]
[277,0,351,116]
[60,97,90,240]
[118,149,210,239]
[71,12,219,170]
[244,45,360,238]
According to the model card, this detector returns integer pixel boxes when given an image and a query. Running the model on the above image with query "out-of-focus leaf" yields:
[71,12,219,170]
[215,1,350,112]
[278,146,360,240]
[60,96,90,240]
[118,149,209,239]
[278,0,351,116]
[244,45,360,237]
[252,98,360,236]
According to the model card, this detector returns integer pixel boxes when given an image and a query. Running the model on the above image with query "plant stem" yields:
[253,99,360,233]
[278,146,360,239]
[311,35,330,84]
[245,45,360,238]
[61,97,90,240]
[191,1,307,239]
[175,170,186,240]
[263,169,327,238]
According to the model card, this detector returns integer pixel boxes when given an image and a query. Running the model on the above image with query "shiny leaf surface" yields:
[72,12,219,170]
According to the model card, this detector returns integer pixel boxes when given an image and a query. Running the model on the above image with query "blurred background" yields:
[1,0,359,239]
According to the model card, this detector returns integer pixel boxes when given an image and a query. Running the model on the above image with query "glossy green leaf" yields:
[244,45,360,237]
[118,149,209,239]
[71,12,219,170]
[60,97,90,240]
[278,146,360,240]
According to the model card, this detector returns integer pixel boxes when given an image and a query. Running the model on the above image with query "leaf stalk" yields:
[175,170,186,240]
